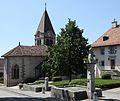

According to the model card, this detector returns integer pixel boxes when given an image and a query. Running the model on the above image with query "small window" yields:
[37,40,39,45]
[108,46,117,54]
[50,40,53,46]
[39,40,41,45]
[11,64,19,79]
[101,61,104,66]
[46,39,49,45]
[100,48,105,55]
[99,61,105,66]
[103,36,109,41]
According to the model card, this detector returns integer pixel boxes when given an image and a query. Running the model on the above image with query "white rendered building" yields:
[92,20,120,78]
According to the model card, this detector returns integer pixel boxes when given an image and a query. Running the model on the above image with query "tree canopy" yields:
[42,19,90,81]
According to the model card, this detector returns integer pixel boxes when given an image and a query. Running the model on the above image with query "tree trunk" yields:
[69,72,72,82]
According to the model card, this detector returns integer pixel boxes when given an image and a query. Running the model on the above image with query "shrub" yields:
[80,74,87,78]
[50,80,69,86]
[69,79,87,86]
[0,73,3,77]
[33,80,44,84]
[96,82,120,89]
[0,76,3,83]
[102,73,111,79]
[24,78,36,83]
[52,76,62,82]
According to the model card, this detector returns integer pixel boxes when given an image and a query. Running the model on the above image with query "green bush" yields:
[33,80,44,85]
[102,73,111,79]
[24,78,36,83]
[0,73,3,77]
[96,82,120,89]
[50,80,69,86]
[0,76,3,83]
[80,74,87,78]
[52,76,62,82]
[69,79,87,86]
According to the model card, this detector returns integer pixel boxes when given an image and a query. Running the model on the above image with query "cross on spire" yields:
[45,3,47,10]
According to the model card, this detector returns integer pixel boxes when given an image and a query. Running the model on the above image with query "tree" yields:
[42,19,90,81]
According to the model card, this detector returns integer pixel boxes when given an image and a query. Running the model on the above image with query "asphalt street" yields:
[0,85,120,101]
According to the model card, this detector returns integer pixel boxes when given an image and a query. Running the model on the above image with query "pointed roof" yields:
[2,45,48,57]
[92,25,120,48]
[36,9,55,34]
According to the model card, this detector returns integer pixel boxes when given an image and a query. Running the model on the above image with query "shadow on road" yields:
[0,97,66,101]
[99,98,120,101]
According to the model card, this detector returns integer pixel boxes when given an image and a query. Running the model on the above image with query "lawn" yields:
[50,78,120,89]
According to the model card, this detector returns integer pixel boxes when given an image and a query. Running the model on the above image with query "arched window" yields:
[11,64,19,79]
[37,40,40,45]
[46,39,49,45]
[50,40,53,46]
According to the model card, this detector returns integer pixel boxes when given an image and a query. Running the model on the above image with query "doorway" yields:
[111,59,115,69]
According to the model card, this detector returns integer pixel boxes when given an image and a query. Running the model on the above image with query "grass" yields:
[50,78,120,89]
[95,79,120,89]
[33,80,44,85]
[50,80,69,86]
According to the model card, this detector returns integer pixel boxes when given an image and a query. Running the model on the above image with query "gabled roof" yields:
[36,9,55,34]
[92,25,120,48]
[0,58,4,67]
[2,45,48,57]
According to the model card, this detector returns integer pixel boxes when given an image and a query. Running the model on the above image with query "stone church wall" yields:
[4,56,45,87]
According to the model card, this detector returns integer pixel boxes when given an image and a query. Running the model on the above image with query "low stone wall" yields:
[51,86,102,101]
[23,84,42,92]
[51,86,88,101]
[111,75,120,80]
[23,84,51,92]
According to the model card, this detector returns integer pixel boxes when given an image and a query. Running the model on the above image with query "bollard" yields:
[42,86,45,94]
[93,92,98,101]
[45,77,49,91]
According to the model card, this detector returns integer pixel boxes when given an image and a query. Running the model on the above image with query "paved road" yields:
[0,85,120,101]
[0,86,65,101]
[0,88,26,98]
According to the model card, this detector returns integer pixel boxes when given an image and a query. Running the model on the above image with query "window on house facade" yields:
[99,61,105,66]
[100,48,105,55]
[11,64,19,79]
[50,40,53,46]
[36,40,41,45]
[39,40,41,45]
[108,46,117,54]
[101,61,105,66]
[103,36,109,41]
[37,40,40,45]
[46,39,49,45]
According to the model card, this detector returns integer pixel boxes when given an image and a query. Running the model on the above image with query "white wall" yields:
[93,45,120,78]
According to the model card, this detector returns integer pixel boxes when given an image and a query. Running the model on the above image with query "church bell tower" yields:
[35,5,55,46]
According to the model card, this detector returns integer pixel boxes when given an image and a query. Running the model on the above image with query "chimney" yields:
[19,42,21,46]
[112,19,118,28]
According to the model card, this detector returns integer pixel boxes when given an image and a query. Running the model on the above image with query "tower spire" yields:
[45,3,46,10]
[35,5,56,46]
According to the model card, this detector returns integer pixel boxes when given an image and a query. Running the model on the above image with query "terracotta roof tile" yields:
[92,25,120,47]
[2,45,48,57]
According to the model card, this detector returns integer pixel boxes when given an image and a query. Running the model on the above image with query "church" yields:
[2,8,56,87]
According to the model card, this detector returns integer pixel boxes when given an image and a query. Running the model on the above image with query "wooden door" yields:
[111,59,115,69]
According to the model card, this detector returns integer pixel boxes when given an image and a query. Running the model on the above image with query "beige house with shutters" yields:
[2,8,56,86]
[92,20,120,78]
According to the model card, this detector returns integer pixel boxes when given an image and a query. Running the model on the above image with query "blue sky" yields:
[0,0,120,57]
